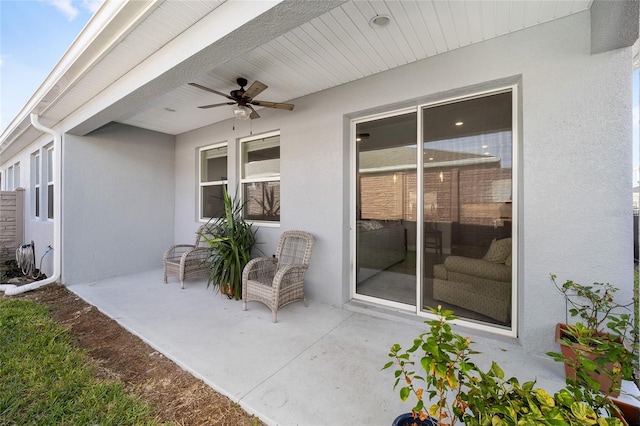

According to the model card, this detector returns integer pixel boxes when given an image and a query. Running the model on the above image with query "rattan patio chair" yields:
[163,225,211,289]
[242,230,314,322]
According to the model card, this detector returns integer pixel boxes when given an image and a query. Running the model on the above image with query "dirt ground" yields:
[4,283,263,426]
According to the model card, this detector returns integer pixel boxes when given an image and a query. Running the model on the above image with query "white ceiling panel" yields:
[115,0,593,135]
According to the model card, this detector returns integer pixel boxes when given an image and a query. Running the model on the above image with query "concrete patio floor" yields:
[67,269,638,426]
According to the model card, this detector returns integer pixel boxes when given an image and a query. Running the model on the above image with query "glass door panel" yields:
[355,112,417,305]
[422,92,513,326]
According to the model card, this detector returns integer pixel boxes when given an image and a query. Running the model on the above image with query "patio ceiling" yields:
[0,0,604,158]
[118,0,593,135]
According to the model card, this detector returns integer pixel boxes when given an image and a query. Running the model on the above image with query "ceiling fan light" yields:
[233,105,251,120]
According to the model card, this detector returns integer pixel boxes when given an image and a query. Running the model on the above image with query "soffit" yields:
[118,0,593,135]
[0,0,225,158]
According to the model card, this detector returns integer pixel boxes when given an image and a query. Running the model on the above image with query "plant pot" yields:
[220,283,235,299]
[611,398,640,426]
[391,413,437,426]
[555,323,622,397]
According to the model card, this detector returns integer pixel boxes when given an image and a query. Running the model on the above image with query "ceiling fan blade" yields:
[198,102,236,109]
[248,105,260,119]
[251,100,295,111]
[244,80,268,99]
[189,82,235,100]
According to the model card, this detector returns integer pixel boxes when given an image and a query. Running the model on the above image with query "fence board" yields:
[0,189,23,263]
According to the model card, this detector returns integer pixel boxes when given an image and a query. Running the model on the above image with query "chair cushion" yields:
[483,237,512,263]
[443,256,511,282]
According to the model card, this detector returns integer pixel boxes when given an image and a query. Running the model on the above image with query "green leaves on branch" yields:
[383,305,624,425]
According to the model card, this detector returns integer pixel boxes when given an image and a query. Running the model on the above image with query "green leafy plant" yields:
[384,306,624,426]
[547,274,636,400]
[201,186,257,300]
[383,307,479,425]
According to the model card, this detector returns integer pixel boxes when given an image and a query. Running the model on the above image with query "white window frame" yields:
[32,151,41,219]
[46,145,54,220]
[6,161,20,190]
[239,130,281,226]
[198,142,228,221]
[7,165,13,191]
[350,84,519,338]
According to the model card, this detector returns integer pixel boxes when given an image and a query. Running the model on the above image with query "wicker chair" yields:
[163,225,211,289]
[242,230,314,322]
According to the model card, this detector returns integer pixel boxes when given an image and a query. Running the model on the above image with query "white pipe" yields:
[0,114,62,295]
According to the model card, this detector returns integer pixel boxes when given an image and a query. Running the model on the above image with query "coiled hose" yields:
[16,241,36,278]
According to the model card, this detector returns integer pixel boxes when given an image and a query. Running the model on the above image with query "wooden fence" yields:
[0,189,24,263]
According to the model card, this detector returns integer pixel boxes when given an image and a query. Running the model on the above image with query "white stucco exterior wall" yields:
[174,10,634,356]
[63,123,175,283]
[0,138,55,278]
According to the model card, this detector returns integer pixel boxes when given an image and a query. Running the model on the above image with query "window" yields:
[6,162,20,190]
[46,146,54,219]
[240,132,280,222]
[199,143,228,220]
[33,152,40,218]
[7,166,13,190]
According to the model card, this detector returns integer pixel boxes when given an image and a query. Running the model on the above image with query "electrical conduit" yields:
[0,113,61,295]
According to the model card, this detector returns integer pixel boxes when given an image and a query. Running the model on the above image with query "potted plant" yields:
[200,186,257,300]
[384,306,625,426]
[383,307,479,425]
[547,275,636,399]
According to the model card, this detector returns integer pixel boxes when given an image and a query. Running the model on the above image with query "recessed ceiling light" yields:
[369,14,391,29]
[428,157,434,161]
[356,133,370,142]
[455,121,464,126]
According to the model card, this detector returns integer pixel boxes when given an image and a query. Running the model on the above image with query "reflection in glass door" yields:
[353,89,515,328]
[424,92,513,327]
[355,111,417,306]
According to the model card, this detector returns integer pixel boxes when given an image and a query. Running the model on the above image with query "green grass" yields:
[0,298,160,425]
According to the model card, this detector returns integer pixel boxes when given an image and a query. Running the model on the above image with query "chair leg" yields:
[180,279,184,290]
[243,300,247,311]
[303,298,308,307]
[163,272,168,284]
[272,310,277,323]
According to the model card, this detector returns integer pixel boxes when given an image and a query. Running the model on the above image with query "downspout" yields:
[0,113,61,295]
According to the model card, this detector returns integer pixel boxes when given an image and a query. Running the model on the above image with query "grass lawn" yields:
[0,298,160,425]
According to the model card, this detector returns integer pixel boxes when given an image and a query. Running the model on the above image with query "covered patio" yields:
[65,269,616,426]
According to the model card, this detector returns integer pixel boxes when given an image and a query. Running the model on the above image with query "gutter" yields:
[0,114,61,295]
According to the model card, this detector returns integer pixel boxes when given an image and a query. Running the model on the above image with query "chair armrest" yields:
[273,263,308,290]
[242,257,277,283]
[164,244,196,262]
[179,246,210,266]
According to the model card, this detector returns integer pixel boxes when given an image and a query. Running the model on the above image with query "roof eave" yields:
[0,0,162,156]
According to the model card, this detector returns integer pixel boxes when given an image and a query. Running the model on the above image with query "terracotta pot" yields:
[220,283,235,299]
[555,323,622,397]
[611,398,640,426]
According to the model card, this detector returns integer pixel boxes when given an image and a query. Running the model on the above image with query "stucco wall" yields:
[63,123,175,283]
[175,11,633,355]
[0,140,55,278]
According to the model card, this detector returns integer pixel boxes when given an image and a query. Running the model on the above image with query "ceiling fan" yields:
[188,77,294,120]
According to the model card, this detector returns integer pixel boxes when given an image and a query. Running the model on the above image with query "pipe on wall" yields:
[0,114,61,295]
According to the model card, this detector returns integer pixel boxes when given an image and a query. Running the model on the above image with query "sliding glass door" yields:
[354,88,515,330]
[355,111,417,305]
